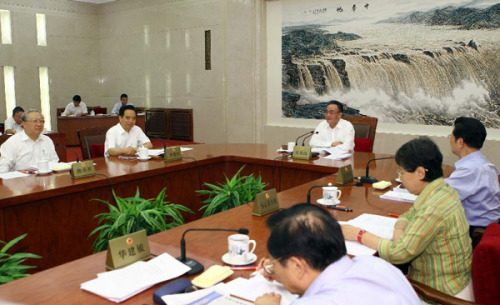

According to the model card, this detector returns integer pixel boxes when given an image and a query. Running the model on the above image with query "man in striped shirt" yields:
[342,137,473,300]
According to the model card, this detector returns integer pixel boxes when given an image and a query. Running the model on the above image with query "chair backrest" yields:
[342,115,378,152]
[472,222,500,305]
[92,107,107,115]
[409,278,479,305]
[77,127,108,160]
[56,107,65,117]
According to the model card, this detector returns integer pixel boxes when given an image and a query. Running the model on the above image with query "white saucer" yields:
[317,198,340,206]
[137,156,151,161]
[36,170,52,175]
[222,252,257,266]
[395,178,402,183]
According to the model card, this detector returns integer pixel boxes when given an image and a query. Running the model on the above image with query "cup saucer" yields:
[317,198,340,206]
[137,156,151,161]
[222,252,257,266]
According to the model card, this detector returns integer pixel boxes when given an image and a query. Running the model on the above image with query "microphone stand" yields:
[295,131,314,146]
[301,131,318,146]
[66,148,80,162]
[359,156,395,184]
[177,228,249,276]
[307,185,330,205]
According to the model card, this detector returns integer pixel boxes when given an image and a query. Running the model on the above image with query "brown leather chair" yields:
[409,279,479,305]
[77,127,108,160]
[342,115,378,152]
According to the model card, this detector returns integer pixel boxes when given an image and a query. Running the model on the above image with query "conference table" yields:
[57,114,146,145]
[0,144,453,304]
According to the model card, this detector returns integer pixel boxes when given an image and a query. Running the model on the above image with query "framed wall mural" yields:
[281,0,500,127]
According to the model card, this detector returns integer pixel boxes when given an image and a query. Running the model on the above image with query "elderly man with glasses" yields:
[308,100,355,152]
[0,109,58,173]
[254,204,421,305]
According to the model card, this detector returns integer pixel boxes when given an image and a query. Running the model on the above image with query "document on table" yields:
[380,186,417,203]
[339,213,398,256]
[81,253,191,303]
[0,171,30,180]
[312,147,352,160]
[161,274,298,305]
[148,147,193,156]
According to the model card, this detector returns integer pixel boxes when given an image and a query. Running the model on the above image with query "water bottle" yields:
[90,110,95,116]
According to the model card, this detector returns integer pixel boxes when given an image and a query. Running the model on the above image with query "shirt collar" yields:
[116,122,131,134]
[455,150,483,168]
[19,130,41,142]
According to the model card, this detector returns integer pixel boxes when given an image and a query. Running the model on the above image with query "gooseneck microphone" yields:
[301,131,319,146]
[307,185,330,205]
[360,156,395,184]
[66,148,80,162]
[177,228,249,276]
[295,131,314,146]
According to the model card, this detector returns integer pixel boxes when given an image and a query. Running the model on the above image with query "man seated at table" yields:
[111,93,133,115]
[341,137,473,301]
[309,100,355,152]
[105,105,152,156]
[446,117,500,234]
[61,95,88,116]
[0,109,59,172]
[4,106,24,134]
[255,204,421,305]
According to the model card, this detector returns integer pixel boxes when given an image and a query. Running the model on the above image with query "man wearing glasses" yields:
[255,204,420,305]
[0,109,58,172]
[309,100,355,152]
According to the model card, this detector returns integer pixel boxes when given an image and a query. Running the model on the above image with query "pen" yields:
[326,205,353,212]
[230,265,257,271]
[388,213,400,218]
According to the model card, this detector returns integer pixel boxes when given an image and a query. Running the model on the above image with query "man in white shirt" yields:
[309,101,355,152]
[4,106,24,134]
[61,95,88,116]
[105,105,152,156]
[0,109,59,173]
[111,93,133,115]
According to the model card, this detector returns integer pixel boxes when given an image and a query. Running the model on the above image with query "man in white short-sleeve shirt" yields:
[0,109,59,173]
[309,101,355,152]
[61,95,87,116]
[4,106,24,134]
[104,105,152,156]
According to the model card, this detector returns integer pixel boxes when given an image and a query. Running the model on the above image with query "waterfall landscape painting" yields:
[281,0,500,127]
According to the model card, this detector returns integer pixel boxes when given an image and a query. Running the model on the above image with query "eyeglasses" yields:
[262,257,282,276]
[324,110,339,115]
[25,120,45,124]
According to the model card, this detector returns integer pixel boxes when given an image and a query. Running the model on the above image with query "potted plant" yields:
[197,165,268,217]
[0,234,41,284]
[89,187,193,253]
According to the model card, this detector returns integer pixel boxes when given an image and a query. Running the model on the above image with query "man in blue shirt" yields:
[111,93,133,115]
[446,117,500,232]
[254,204,420,305]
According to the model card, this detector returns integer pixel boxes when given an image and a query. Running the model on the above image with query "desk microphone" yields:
[177,227,249,276]
[66,148,80,162]
[360,156,395,184]
[307,185,330,205]
[294,131,314,146]
[301,131,318,146]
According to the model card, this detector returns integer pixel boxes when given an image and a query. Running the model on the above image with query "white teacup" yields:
[38,160,49,172]
[322,185,342,205]
[228,234,256,264]
[138,147,149,159]
[287,142,295,152]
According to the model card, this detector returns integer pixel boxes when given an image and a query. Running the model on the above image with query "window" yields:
[39,67,51,130]
[0,10,12,44]
[3,66,16,115]
[36,13,47,46]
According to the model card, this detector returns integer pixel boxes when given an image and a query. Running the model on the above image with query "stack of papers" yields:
[380,187,417,203]
[147,147,193,156]
[312,147,352,160]
[0,171,30,180]
[161,274,298,305]
[81,253,190,303]
[340,213,398,256]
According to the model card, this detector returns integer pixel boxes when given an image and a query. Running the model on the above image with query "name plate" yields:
[292,146,312,160]
[70,160,95,179]
[164,147,182,162]
[253,188,279,217]
[336,164,354,184]
[105,230,151,270]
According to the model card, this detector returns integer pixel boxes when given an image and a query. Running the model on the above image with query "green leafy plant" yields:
[0,234,41,284]
[197,165,268,217]
[89,187,193,253]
